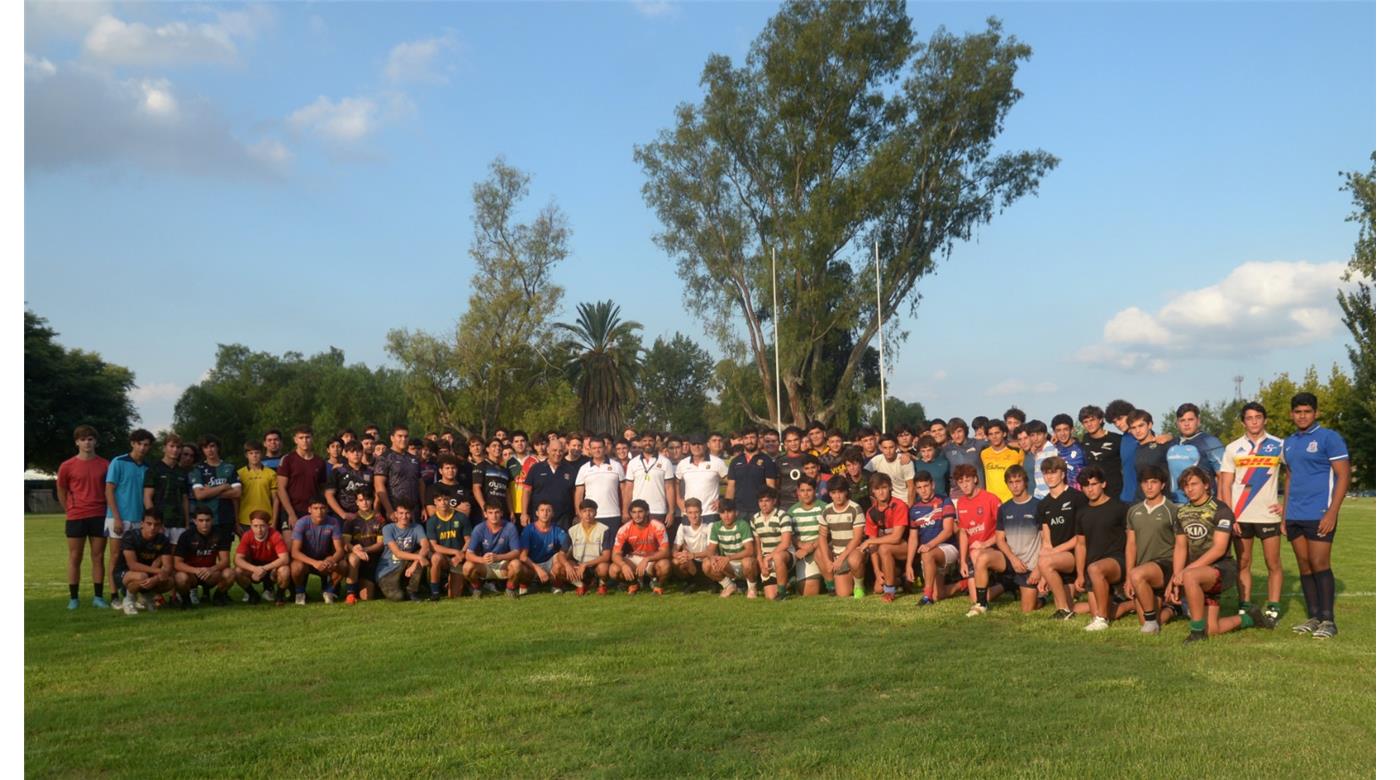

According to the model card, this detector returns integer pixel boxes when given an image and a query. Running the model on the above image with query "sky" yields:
[23,1,1376,434]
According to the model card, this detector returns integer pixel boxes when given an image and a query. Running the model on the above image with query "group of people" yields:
[53,392,1351,643]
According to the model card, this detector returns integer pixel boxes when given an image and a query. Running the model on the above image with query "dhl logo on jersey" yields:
[1235,455,1280,468]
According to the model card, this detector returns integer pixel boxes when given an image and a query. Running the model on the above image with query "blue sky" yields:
[24,1,1375,433]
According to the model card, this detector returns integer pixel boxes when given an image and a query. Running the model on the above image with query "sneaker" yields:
[552,587,565,595]
[111,594,125,611]
[324,592,338,604]
[484,582,500,594]
[1264,604,1281,623]
[653,587,665,596]
[881,592,895,603]
[720,583,738,598]
[1183,629,1209,644]
[122,597,138,616]
[918,595,936,607]
[596,584,609,596]
[576,585,587,596]
[471,588,483,599]
[1051,608,1075,621]
[274,596,286,607]
[627,583,640,595]
[188,590,200,607]
[747,587,758,600]
[67,598,79,611]
[242,591,252,604]
[1084,616,1110,632]
[1242,603,1271,630]
[1292,617,1322,635]
[294,593,307,606]
[212,591,229,607]
[965,604,987,617]
[1312,620,1338,639]
[92,596,109,609]
[506,588,519,600]
[1139,620,1161,635]
[141,593,157,612]
[429,592,441,602]
[262,588,276,603]
[852,586,866,600]
[345,593,358,605]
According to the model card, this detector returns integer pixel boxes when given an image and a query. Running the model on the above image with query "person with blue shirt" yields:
[520,503,572,594]
[465,501,525,598]
[1164,403,1225,503]
[377,501,430,602]
[1281,392,1350,639]
[1105,399,1139,503]
[1051,414,1087,489]
[104,428,153,606]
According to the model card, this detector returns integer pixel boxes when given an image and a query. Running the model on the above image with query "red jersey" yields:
[863,497,910,538]
[237,530,288,565]
[57,455,110,519]
[955,490,1001,546]
[612,520,670,556]
[276,453,327,515]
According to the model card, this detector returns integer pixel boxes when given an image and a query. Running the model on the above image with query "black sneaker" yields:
[1183,630,1208,645]
[429,592,441,602]
[407,592,422,602]
[177,594,191,610]
[1312,620,1338,639]
[681,582,695,594]
[1292,617,1322,635]
[1243,603,1272,630]
[1051,609,1074,621]
[212,591,229,607]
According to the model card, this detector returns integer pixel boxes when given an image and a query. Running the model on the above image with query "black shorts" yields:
[1149,558,1174,583]
[1285,521,1334,543]
[65,516,105,539]
[996,565,1034,591]
[1088,555,1126,584]
[1203,559,1239,605]
[1238,522,1282,540]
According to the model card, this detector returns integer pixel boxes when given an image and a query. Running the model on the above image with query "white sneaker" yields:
[1085,616,1110,632]
[1139,620,1160,635]
[189,590,201,607]
[111,595,125,611]
[294,593,307,606]
[261,588,276,603]
[322,591,336,604]
[141,593,157,612]
[551,587,564,595]
[242,591,252,604]
[122,596,138,616]
[966,604,987,617]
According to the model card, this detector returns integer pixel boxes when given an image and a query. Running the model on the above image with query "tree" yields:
[630,333,714,434]
[24,310,138,472]
[1336,152,1375,488]
[1252,365,1353,442]
[557,300,643,435]
[386,157,571,435]
[172,345,409,463]
[636,3,1056,427]
[873,396,927,433]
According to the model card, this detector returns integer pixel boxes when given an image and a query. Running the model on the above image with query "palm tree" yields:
[556,300,643,435]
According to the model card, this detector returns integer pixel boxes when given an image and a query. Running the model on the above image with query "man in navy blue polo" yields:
[521,440,578,529]
[1282,392,1350,640]
[726,428,777,517]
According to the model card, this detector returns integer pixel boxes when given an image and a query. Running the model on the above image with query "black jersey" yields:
[1077,498,1128,563]
[1081,432,1124,498]
[1036,488,1087,548]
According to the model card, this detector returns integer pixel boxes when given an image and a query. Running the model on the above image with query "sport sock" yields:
[294,586,306,596]
[1299,572,1320,618]
[93,583,104,598]
[69,584,79,600]
[430,583,442,596]
[1315,569,1336,621]
[1239,612,1255,629]
[1266,601,1281,614]
[824,579,836,592]
[975,587,989,607]
[1143,610,1158,623]
[1189,619,1206,633]
[719,576,734,589]
[883,585,897,595]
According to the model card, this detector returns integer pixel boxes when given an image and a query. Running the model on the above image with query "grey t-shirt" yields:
[998,497,1041,570]
[377,523,428,578]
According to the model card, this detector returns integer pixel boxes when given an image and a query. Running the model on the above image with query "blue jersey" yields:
[1166,432,1225,503]
[467,521,521,556]
[104,454,148,524]
[521,524,571,564]
[1283,425,1348,522]
[1055,441,1086,488]
[908,497,956,546]
[1119,434,1139,503]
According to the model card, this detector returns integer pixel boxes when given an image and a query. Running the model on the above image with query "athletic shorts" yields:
[350,556,381,581]
[793,552,820,581]
[722,560,747,579]
[1285,521,1334,543]
[103,517,132,540]
[997,567,1035,591]
[478,561,512,580]
[65,516,105,539]
[934,543,959,572]
[760,549,793,570]
[1089,554,1126,584]
[1149,558,1175,583]
[1238,522,1281,540]
[1203,559,1238,605]
[528,557,557,577]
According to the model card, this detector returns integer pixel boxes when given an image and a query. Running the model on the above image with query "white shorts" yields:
[936,543,959,572]
[793,552,820,581]
[626,554,655,575]
[724,560,746,579]
[478,561,512,580]
[104,517,131,540]
[165,526,186,544]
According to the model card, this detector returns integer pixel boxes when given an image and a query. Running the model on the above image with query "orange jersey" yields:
[612,519,670,556]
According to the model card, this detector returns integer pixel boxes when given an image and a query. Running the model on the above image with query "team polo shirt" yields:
[568,522,611,563]
[1174,498,1234,562]
[144,460,188,527]
[612,519,669,557]
[1036,488,1086,548]
[625,455,676,516]
[727,451,777,514]
[522,523,571,564]
[427,511,469,551]
[1127,499,1178,565]
[954,491,1000,547]
[105,454,149,525]
[58,455,109,519]
[1283,424,1349,522]
[1081,432,1124,500]
[863,497,909,539]
[576,460,626,518]
[998,497,1041,570]
[750,510,793,554]
[676,456,728,514]
[277,453,328,517]
[291,516,342,559]
[1221,433,1285,524]
[1166,432,1225,503]
[237,529,287,565]
[116,528,170,577]
[1077,498,1128,563]
[237,464,279,525]
[866,455,916,503]
[912,456,949,497]
[710,519,753,556]
[1054,440,1087,489]
[908,496,956,546]
[524,461,577,524]
[980,447,1023,502]
[466,522,521,557]
[819,502,862,555]
[788,501,826,545]
[175,528,226,568]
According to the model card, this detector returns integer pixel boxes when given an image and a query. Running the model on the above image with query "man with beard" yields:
[726,428,778,518]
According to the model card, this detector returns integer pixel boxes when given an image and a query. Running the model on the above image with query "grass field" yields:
[25,501,1376,778]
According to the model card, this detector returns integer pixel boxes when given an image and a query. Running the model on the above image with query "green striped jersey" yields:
[751,510,793,554]
[820,502,862,553]
[788,501,827,544]
[711,519,754,556]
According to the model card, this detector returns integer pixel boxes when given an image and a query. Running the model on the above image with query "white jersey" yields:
[625,454,675,516]
[568,522,610,564]
[865,455,915,503]
[1220,433,1285,524]
[675,455,729,514]
[575,459,625,518]
[674,522,712,555]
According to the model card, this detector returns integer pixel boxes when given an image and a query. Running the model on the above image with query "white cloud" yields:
[286,93,414,152]
[632,0,678,18]
[986,379,1059,398]
[129,382,184,403]
[1077,260,1350,373]
[25,62,290,178]
[24,53,56,77]
[25,1,113,42]
[383,32,457,84]
[82,14,241,66]
[932,369,948,381]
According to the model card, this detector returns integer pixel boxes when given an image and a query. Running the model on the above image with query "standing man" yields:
[775,426,809,508]
[623,432,678,536]
[277,425,328,540]
[189,435,241,544]
[236,441,278,536]
[326,440,374,522]
[1218,401,1286,625]
[1051,414,1087,489]
[522,440,578,529]
[1021,421,1057,499]
[865,434,915,504]
[1079,405,1123,500]
[979,421,1022,503]
[1281,392,1349,639]
[942,420,984,499]
[676,435,728,523]
[105,429,154,605]
[725,428,777,519]
[56,425,110,609]
[1166,403,1226,503]
[374,425,426,521]
[144,433,190,545]
[1105,399,1139,504]
[472,439,514,526]
[575,438,626,538]
[1128,410,1170,501]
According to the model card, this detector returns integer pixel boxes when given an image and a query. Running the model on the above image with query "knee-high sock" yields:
[1314,569,1335,622]
[1298,572,1319,619]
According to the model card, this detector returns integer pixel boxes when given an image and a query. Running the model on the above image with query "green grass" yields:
[27,502,1376,778]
